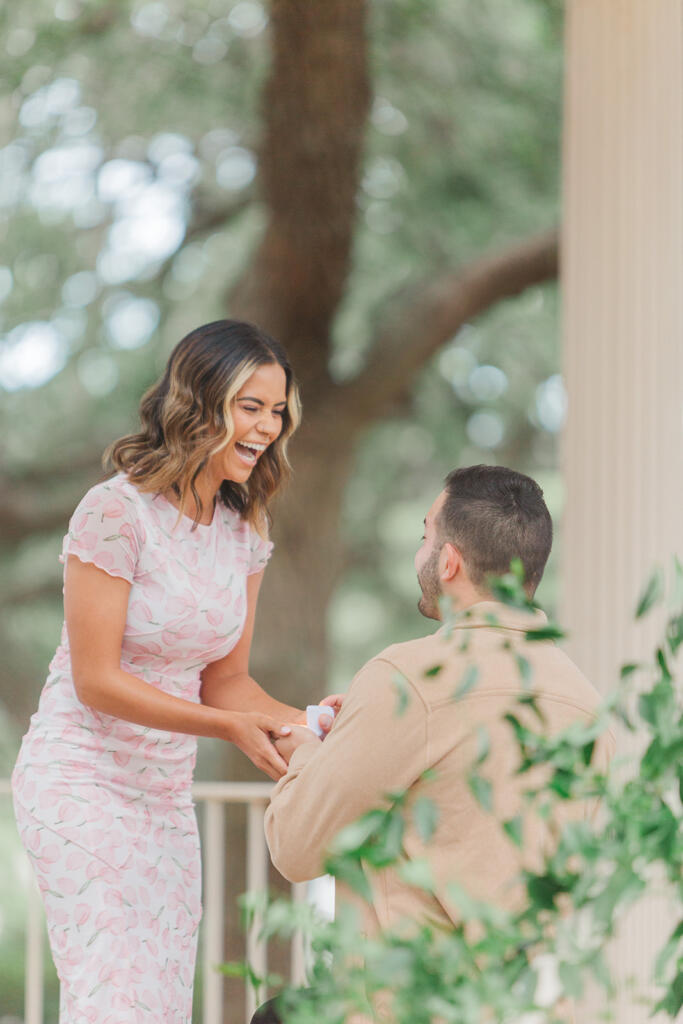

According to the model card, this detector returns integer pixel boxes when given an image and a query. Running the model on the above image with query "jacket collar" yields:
[437,599,548,635]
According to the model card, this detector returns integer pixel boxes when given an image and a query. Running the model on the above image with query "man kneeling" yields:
[254,465,613,1023]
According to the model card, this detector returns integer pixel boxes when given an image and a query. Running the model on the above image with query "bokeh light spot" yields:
[104,293,160,349]
[0,322,67,390]
[216,147,256,190]
[466,410,505,449]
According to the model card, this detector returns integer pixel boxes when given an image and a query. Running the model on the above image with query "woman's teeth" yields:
[235,441,266,465]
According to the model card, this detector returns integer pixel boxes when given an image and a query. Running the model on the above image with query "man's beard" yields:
[417,548,441,620]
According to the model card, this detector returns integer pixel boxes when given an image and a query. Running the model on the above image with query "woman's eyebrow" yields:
[238,396,287,407]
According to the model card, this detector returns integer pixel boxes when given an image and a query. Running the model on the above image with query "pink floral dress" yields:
[12,472,272,1024]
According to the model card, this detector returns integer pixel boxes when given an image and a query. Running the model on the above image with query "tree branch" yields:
[340,228,559,423]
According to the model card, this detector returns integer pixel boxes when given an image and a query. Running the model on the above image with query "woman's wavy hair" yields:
[105,319,301,531]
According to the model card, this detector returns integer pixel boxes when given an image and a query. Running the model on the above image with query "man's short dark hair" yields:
[439,465,552,594]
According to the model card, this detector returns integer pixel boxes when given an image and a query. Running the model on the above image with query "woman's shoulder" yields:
[75,472,146,517]
[62,473,151,577]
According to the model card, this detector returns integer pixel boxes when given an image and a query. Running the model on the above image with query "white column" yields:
[561,2,683,1022]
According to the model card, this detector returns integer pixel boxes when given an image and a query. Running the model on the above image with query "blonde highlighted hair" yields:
[105,320,301,530]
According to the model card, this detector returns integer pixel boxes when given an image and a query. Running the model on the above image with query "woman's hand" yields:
[224,711,292,780]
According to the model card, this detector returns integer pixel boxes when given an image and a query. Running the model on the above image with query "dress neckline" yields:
[154,490,219,530]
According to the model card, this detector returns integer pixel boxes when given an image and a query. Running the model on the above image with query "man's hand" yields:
[319,693,345,735]
[274,724,321,765]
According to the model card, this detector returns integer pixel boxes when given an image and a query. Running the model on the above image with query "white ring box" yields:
[306,704,336,738]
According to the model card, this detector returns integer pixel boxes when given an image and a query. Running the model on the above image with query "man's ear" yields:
[440,542,464,583]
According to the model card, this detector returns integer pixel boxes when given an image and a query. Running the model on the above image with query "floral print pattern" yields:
[12,473,272,1023]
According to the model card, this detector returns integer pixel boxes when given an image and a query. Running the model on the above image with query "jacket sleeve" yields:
[264,657,428,882]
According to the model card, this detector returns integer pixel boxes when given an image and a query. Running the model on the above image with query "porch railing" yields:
[0,778,333,1024]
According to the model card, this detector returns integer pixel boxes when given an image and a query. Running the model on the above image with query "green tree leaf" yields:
[392,672,411,716]
[515,653,533,687]
[467,771,492,812]
[399,859,435,891]
[525,624,565,642]
[636,567,664,618]
[454,664,479,700]
[475,725,490,765]
[503,815,523,847]
[413,797,439,843]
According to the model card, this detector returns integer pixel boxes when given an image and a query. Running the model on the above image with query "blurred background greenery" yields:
[0,0,564,1018]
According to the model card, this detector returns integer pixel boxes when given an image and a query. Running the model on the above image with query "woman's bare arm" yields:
[65,555,290,778]
[200,570,304,722]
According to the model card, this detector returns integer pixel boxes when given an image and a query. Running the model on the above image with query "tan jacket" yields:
[265,602,614,1010]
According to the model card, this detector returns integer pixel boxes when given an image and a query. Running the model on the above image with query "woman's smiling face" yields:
[206,362,288,487]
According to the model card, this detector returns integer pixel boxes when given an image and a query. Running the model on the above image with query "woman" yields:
[12,319,330,1024]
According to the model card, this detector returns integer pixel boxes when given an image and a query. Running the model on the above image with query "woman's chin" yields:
[223,461,255,484]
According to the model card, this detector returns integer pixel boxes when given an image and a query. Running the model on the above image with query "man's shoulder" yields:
[533,644,605,715]
[361,630,605,720]
[361,633,448,687]
[344,636,436,719]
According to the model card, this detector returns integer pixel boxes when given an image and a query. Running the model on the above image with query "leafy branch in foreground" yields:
[232,563,682,1022]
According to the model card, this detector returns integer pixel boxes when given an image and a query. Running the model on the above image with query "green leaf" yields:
[654,919,683,981]
[399,858,435,891]
[656,646,672,681]
[581,739,596,766]
[635,567,664,619]
[526,872,565,910]
[666,612,683,656]
[503,815,523,847]
[524,624,565,642]
[454,664,479,700]
[424,664,443,678]
[467,771,492,812]
[509,557,525,583]
[331,810,386,855]
[653,980,683,1019]
[516,692,546,724]
[475,725,490,766]
[366,810,404,868]
[392,672,411,716]
[515,653,533,687]
[549,767,575,799]
[413,797,439,843]
[323,856,373,903]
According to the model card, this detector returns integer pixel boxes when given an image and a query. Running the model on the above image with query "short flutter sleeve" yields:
[248,524,274,576]
[60,480,143,584]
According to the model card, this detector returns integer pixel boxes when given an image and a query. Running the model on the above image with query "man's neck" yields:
[439,589,491,618]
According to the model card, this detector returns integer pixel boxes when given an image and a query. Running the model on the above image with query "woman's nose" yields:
[258,411,281,438]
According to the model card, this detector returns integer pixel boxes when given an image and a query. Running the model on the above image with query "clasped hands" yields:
[274,693,343,764]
